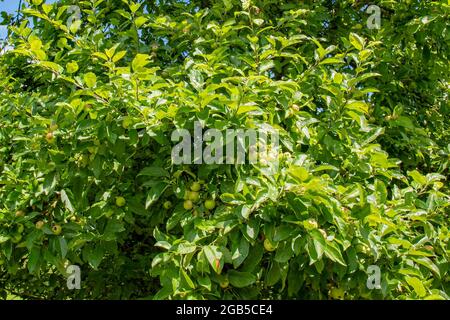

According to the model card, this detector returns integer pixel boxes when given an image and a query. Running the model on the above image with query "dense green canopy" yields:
[0,0,449,299]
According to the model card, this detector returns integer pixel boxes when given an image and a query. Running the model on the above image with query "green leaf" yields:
[349,33,365,50]
[83,245,105,269]
[345,100,369,114]
[228,270,256,288]
[265,262,281,286]
[189,69,204,91]
[180,269,196,289]
[288,166,309,182]
[135,16,148,28]
[113,50,127,63]
[232,237,249,268]
[42,4,53,15]
[274,224,295,242]
[241,0,251,10]
[308,229,326,263]
[259,60,274,72]
[411,257,441,277]
[132,53,151,72]
[38,61,63,74]
[145,182,168,209]
[287,266,303,297]
[198,276,212,291]
[375,179,387,204]
[203,245,223,274]
[324,242,347,266]
[138,166,169,177]
[319,57,344,65]
[408,170,427,186]
[57,238,68,259]
[29,37,42,51]
[405,276,427,297]
[223,0,233,11]
[60,189,75,213]
[27,247,40,273]
[69,19,82,34]
[274,242,293,263]
[103,219,125,240]
[0,235,10,243]
[424,294,446,300]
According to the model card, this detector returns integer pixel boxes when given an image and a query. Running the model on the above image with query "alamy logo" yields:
[67,5,81,30]
[66,265,81,290]
[171,121,280,166]
[366,5,381,30]
[366,265,381,289]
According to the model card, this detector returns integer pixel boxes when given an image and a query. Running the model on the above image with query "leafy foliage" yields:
[0,0,449,300]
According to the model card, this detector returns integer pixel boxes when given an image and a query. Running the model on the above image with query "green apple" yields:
[204,199,216,210]
[11,234,22,243]
[190,182,201,192]
[122,117,133,129]
[188,191,200,202]
[163,201,172,209]
[220,278,229,289]
[45,132,54,142]
[183,200,193,210]
[15,210,25,218]
[115,196,126,207]
[330,287,345,300]
[52,224,62,235]
[264,239,276,252]
[35,221,45,229]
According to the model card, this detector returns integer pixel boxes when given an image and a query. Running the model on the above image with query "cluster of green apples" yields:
[183,181,216,212]
[160,181,217,213]
[12,210,63,245]
[34,219,62,235]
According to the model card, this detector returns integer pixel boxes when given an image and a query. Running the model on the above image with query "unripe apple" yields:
[183,200,193,210]
[188,191,200,202]
[52,224,62,235]
[15,210,25,218]
[204,199,216,210]
[45,132,54,142]
[190,182,201,192]
[115,196,126,207]
[264,239,276,252]
[330,287,345,300]
[220,278,229,289]
[80,154,89,167]
[17,223,24,234]
[36,220,45,229]
[291,104,300,112]
[11,234,22,243]
[122,117,133,129]
[304,218,318,230]
[163,201,172,209]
